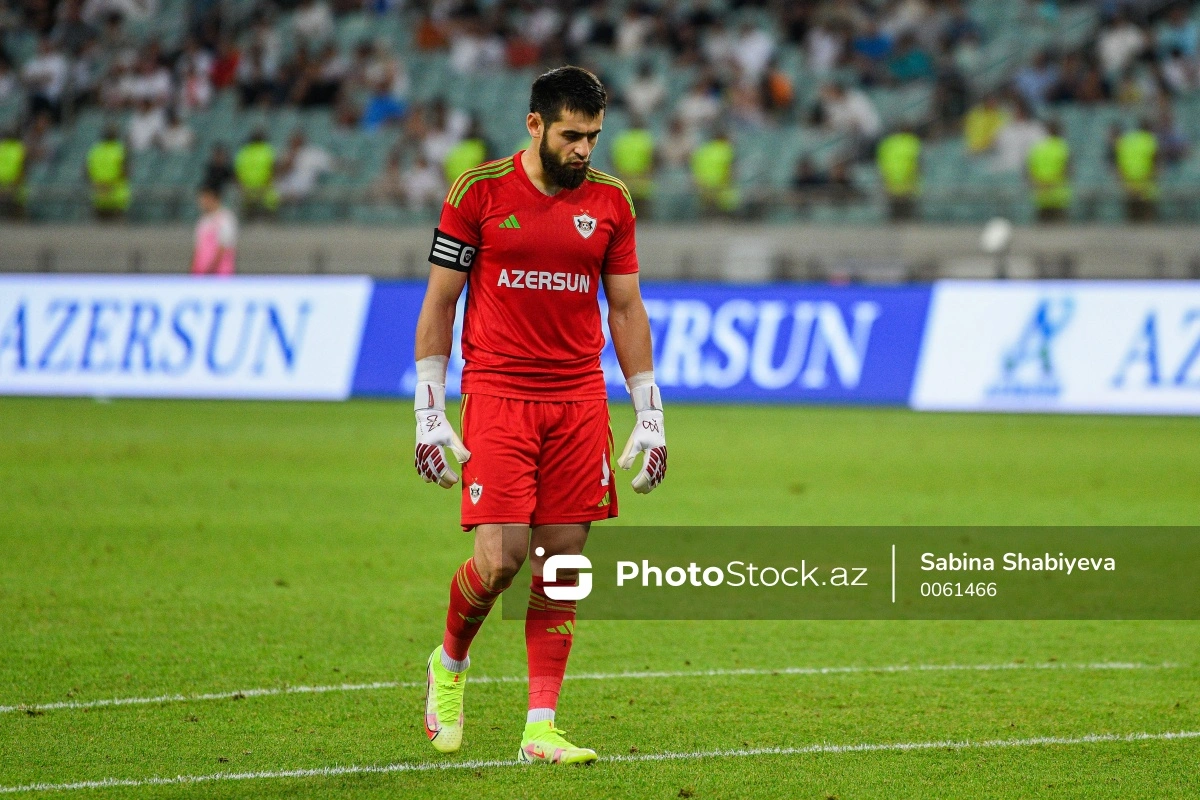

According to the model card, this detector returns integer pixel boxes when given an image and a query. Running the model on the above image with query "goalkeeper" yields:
[412,66,667,765]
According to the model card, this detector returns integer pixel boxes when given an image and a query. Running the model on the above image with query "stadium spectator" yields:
[368,145,405,204]
[1160,46,1199,94]
[275,130,337,205]
[1049,53,1110,105]
[876,126,921,221]
[22,110,59,164]
[818,83,881,156]
[691,127,738,216]
[86,124,130,220]
[611,114,656,212]
[69,38,103,107]
[202,143,233,193]
[1115,118,1159,222]
[0,126,26,218]
[0,54,17,104]
[126,97,165,152]
[888,32,935,83]
[1014,50,1060,108]
[292,0,333,43]
[990,101,1048,173]
[191,182,237,276]
[178,60,213,111]
[623,61,666,119]
[420,99,469,166]
[51,0,95,55]
[963,93,1008,154]
[401,153,446,212]
[1156,4,1198,58]
[1027,119,1071,223]
[852,20,892,68]
[1152,105,1189,165]
[210,37,240,90]
[760,56,795,118]
[442,117,489,185]
[448,15,505,74]
[361,77,407,131]
[157,107,194,153]
[659,115,697,169]
[616,5,653,57]
[676,74,723,136]
[941,0,981,47]
[237,42,278,107]
[120,48,172,107]
[1097,12,1148,78]
[22,37,68,120]
[732,22,775,82]
[234,129,278,218]
[806,21,845,74]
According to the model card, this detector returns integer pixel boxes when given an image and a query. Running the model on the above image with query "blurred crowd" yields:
[0,0,1196,223]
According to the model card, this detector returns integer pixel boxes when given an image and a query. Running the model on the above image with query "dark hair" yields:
[529,66,606,125]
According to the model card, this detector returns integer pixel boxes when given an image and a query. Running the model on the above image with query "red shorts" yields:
[459,394,617,530]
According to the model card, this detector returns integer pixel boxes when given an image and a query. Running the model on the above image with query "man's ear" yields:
[526,112,543,141]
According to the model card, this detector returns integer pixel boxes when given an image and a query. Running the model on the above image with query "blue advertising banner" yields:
[350,281,931,404]
[0,276,372,399]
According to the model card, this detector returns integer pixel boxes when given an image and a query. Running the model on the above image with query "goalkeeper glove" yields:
[414,356,470,488]
[617,372,667,494]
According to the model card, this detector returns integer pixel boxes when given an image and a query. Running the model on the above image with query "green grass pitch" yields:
[1,397,1198,798]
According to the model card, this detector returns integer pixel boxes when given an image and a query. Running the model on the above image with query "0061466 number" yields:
[920,582,997,598]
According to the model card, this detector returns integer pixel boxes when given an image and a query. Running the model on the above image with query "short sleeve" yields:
[429,180,483,272]
[602,200,639,275]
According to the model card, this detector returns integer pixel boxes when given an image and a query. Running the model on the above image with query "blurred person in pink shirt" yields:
[191,183,238,276]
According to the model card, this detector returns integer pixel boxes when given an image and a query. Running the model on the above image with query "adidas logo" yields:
[498,214,520,229]
[546,619,575,635]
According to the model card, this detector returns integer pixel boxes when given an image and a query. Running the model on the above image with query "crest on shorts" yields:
[573,213,597,239]
[468,481,483,505]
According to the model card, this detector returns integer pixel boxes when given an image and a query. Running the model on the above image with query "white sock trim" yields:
[440,649,469,673]
[526,708,556,724]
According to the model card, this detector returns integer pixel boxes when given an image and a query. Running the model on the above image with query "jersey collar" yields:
[513,149,581,204]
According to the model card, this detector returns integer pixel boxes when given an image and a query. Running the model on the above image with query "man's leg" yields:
[518,523,597,764]
[441,524,529,668]
[426,523,529,754]
[525,524,589,722]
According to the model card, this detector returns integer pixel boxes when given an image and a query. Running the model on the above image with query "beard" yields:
[539,136,589,190]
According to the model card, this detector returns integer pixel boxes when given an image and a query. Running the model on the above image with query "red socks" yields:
[442,558,500,661]
[525,574,577,712]
[442,561,577,714]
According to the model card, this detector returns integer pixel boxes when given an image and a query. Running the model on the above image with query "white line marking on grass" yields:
[2,730,1198,794]
[0,661,1180,716]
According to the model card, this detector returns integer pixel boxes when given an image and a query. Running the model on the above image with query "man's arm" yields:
[415,265,468,360]
[603,271,666,494]
[602,271,653,378]
[413,264,470,487]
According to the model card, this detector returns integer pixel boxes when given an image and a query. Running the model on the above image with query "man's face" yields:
[536,109,603,190]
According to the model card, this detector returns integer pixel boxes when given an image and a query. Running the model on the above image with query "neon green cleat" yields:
[424,645,467,753]
[518,721,598,764]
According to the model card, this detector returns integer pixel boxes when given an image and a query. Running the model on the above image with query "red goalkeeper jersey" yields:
[429,151,639,401]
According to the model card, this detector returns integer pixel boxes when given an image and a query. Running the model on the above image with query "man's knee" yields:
[476,551,525,593]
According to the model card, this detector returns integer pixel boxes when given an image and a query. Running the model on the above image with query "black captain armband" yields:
[429,229,477,272]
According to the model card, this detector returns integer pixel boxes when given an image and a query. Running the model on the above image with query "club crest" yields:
[468,481,483,505]
[573,214,597,239]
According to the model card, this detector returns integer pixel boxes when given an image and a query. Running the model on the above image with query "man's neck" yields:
[521,146,560,196]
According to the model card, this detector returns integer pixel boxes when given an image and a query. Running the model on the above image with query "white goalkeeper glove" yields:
[413,356,470,488]
[617,372,667,494]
